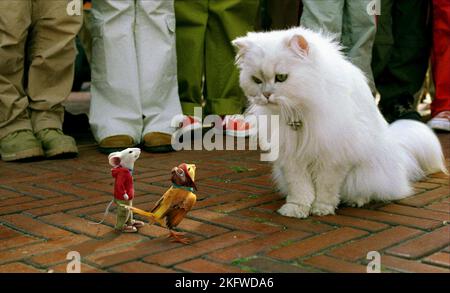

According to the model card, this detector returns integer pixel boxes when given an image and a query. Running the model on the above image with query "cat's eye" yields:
[252,76,263,84]
[275,74,288,83]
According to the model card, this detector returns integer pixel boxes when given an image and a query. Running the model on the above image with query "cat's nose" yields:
[263,92,271,99]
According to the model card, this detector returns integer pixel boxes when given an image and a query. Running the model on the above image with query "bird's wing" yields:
[165,208,188,229]
[150,187,175,218]
[150,194,165,213]
[165,192,197,229]
[180,192,196,211]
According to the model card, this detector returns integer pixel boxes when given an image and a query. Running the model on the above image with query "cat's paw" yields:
[311,202,336,216]
[278,203,310,218]
[344,197,370,208]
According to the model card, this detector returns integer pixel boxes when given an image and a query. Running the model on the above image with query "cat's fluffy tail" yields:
[388,120,448,181]
[342,120,447,205]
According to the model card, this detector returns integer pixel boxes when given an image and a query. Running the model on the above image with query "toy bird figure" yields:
[124,163,197,244]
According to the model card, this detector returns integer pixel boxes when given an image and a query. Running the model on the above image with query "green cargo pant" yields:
[372,0,431,122]
[114,199,134,230]
[0,0,82,139]
[175,0,260,116]
[301,0,377,92]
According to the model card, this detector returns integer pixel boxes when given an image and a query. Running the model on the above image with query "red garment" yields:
[431,0,450,117]
[112,166,134,201]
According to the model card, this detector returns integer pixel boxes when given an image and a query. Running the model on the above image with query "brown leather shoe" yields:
[99,135,135,154]
[143,132,174,153]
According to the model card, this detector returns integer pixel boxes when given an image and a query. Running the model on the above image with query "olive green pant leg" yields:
[300,0,345,39]
[342,0,377,92]
[205,0,260,115]
[374,0,431,121]
[0,1,33,139]
[27,0,83,133]
[114,199,133,229]
[175,0,208,116]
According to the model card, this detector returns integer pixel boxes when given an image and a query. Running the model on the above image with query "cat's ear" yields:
[232,37,251,61]
[232,37,249,53]
[287,34,309,58]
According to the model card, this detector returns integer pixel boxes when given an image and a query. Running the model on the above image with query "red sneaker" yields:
[172,115,203,136]
[427,111,450,132]
[223,115,256,137]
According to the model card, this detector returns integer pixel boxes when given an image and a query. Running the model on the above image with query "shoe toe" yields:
[143,132,174,153]
[99,135,135,154]
[0,130,44,162]
[36,129,79,158]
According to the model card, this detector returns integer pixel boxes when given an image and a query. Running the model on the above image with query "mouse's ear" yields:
[108,152,121,167]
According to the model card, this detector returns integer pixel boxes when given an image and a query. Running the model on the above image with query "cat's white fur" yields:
[233,27,448,218]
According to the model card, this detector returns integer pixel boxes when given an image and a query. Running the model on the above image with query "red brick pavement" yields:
[0,133,448,273]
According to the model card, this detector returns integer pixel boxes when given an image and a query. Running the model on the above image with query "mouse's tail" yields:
[88,199,114,225]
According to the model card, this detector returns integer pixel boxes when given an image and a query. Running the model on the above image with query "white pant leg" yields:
[136,0,182,138]
[89,0,143,143]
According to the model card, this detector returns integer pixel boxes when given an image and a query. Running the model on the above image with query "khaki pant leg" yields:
[27,0,82,133]
[0,0,33,139]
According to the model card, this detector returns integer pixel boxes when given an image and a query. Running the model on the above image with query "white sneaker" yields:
[427,111,450,132]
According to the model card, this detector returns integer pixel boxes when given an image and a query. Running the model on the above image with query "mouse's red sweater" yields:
[112,166,134,201]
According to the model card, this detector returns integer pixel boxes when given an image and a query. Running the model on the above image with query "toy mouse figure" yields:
[125,163,197,243]
[108,148,145,233]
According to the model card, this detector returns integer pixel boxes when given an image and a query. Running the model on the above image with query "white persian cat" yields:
[232,27,447,218]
